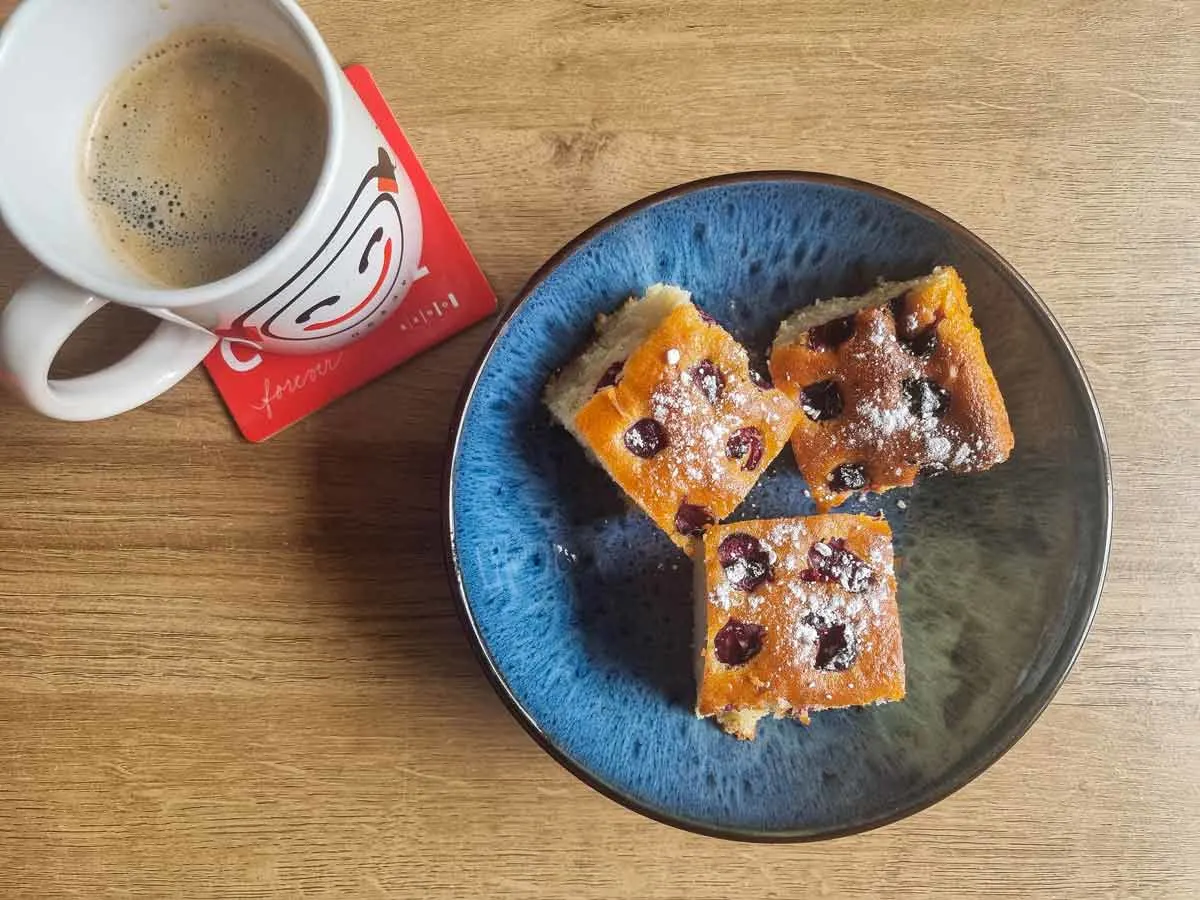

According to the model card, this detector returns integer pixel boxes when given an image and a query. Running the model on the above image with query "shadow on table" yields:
[301,375,512,725]
[0,222,36,300]
[0,221,160,378]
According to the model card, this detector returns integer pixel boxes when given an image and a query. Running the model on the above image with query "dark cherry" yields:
[713,618,766,667]
[717,533,773,592]
[901,325,939,359]
[726,427,765,471]
[594,359,624,392]
[749,367,773,390]
[691,359,725,404]
[829,462,868,492]
[800,537,873,593]
[891,294,940,358]
[890,294,917,338]
[623,418,667,458]
[807,315,856,351]
[800,379,844,422]
[674,502,715,537]
[804,614,858,671]
[903,378,951,419]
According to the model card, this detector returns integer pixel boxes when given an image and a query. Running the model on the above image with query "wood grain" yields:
[1,0,1197,896]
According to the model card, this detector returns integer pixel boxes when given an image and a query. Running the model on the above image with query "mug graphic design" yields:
[215,147,413,350]
[202,63,499,443]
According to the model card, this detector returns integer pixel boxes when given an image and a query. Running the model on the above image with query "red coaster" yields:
[203,65,497,442]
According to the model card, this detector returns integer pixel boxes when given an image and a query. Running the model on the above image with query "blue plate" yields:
[444,173,1111,840]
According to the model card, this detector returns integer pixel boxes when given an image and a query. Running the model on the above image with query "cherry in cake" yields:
[544,284,800,554]
[695,514,906,740]
[769,266,1014,511]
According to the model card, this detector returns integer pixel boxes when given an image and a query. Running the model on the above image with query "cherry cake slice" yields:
[769,266,1014,511]
[695,514,905,740]
[544,284,799,555]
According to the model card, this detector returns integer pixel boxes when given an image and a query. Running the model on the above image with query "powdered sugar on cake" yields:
[644,365,789,506]
[707,520,893,668]
[804,309,1003,474]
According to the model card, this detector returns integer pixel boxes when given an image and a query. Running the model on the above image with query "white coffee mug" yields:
[0,0,423,420]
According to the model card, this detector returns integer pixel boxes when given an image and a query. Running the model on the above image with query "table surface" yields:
[1,1,1197,897]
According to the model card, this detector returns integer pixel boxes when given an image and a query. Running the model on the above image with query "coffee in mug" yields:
[84,28,327,288]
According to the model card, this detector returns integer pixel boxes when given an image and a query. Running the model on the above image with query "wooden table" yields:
[1,1,1196,896]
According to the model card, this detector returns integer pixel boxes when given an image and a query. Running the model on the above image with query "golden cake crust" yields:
[572,302,799,553]
[695,514,905,740]
[769,267,1014,511]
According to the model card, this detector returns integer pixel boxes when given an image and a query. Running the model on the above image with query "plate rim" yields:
[441,170,1113,842]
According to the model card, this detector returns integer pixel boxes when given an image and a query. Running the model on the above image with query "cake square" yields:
[769,266,1014,511]
[545,284,800,554]
[695,514,905,740]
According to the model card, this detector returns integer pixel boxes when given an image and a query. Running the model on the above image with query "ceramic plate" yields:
[444,173,1111,840]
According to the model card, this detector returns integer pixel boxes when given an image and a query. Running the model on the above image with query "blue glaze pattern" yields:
[447,175,1110,839]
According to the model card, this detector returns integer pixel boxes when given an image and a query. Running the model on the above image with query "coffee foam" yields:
[84,29,327,288]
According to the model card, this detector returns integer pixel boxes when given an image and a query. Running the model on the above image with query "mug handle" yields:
[0,269,217,421]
